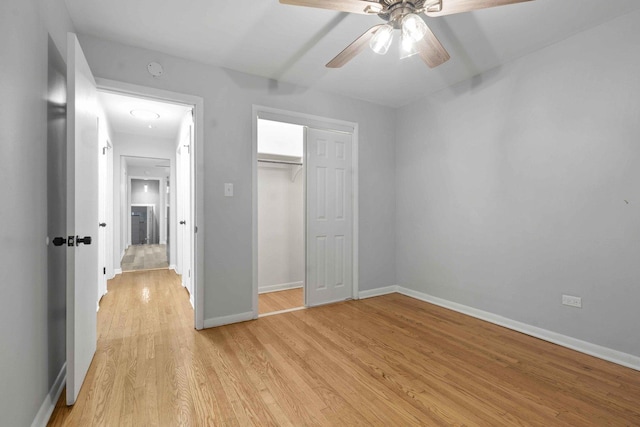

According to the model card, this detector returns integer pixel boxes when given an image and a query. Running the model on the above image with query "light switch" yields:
[224,183,234,197]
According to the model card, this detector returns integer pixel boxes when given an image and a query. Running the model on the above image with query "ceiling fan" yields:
[279,0,533,69]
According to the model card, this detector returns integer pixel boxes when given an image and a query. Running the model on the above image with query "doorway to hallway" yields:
[96,78,204,330]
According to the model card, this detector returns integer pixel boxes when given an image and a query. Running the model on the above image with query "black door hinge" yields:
[103,267,106,275]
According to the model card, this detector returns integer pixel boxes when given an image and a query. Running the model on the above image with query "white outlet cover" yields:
[224,183,234,197]
[562,294,582,308]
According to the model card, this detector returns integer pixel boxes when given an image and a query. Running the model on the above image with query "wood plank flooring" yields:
[49,270,640,426]
[259,288,303,315]
[120,244,168,272]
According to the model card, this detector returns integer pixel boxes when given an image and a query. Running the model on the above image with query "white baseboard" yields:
[395,286,640,372]
[259,281,303,294]
[114,268,122,275]
[31,362,66,427]
[358,285,398,299]
[204,311,255,329]
[169,264,177,271]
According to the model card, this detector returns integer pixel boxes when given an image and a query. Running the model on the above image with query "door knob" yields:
[76,236,92,246]
[179,220,186,225]
[52,237,66,246]
[99,222,107,227]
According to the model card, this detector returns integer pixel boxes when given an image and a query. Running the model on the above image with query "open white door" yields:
[176,120,193,303]
[306,128,353,307]
[66,33,99,405]
[97,138,109,304]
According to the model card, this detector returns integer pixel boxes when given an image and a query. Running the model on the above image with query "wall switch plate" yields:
[224,183,234,197]
[562,294,582,308]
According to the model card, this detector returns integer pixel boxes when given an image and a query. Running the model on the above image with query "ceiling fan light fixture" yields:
[400,33,419,59]
[369,24,394,55]
[402,13,427,42]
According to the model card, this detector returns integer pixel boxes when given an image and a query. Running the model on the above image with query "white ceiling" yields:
[98,91,192,138]
[67,0,640,107]
[125,156,171,178]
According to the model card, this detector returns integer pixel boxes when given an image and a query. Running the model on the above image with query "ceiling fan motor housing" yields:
[379,0,430,26]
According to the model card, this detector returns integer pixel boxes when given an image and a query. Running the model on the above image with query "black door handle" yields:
[179,220,186,225]
[52,237,66,246]
[99,222,107,227]
[76,236,92,246]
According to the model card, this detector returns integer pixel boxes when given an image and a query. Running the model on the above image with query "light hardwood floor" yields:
[120,244,168,272]
[259,288,303,315]
[49,270,640,426]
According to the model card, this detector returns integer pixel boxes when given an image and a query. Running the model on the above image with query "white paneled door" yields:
[177,115,193,305]
[66,33,99,405]
[306,128,353,306]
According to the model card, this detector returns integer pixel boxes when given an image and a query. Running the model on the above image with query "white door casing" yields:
[176,114,193,304]
[180,136,193,300]
[66,33,99,405]
[97,138,109,303]
[306,128,353,307]
[176,144,184,276]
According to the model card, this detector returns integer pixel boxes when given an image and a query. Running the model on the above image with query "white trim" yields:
[96,78,205,331]
[251,105,359,318]
[259,281,304,294]
[114,268,122,275]
[358,285,398,299]
[259,306,306,317]
[31,362,66,427]
[396,286,640,372]
[169,264,177,271]
[204,311,255,329]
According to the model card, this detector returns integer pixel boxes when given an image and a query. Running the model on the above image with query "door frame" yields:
[251,105,359,318]
[97,78,205,330]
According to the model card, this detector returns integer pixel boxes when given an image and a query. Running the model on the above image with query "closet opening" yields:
[257,119,306,316]
[253,107,359,318]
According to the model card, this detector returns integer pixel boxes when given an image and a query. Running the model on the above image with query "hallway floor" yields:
[120,244,168,271]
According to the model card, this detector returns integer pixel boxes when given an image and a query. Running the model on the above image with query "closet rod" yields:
[257,159,303,166]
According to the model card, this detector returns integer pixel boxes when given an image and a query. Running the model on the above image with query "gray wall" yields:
[396,10,640,357]
[78,34,397,322]
[0,0,74,425]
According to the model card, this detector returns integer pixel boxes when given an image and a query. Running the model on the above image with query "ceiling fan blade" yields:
[415,25,450,68]
[326,24,385,68]
[425,0,534,17]
[280,0,383,15]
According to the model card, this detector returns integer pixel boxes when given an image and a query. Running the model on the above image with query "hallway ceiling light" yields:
[130,109,160,120]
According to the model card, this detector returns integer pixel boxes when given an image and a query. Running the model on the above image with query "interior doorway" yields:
[253,107,359,318]
[257,119,305,315]
[96,79,204,329]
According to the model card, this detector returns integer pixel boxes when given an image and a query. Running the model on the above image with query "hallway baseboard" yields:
[31,362,66,427]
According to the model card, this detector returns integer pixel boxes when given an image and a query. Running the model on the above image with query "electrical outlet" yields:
[562,294,582,308]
